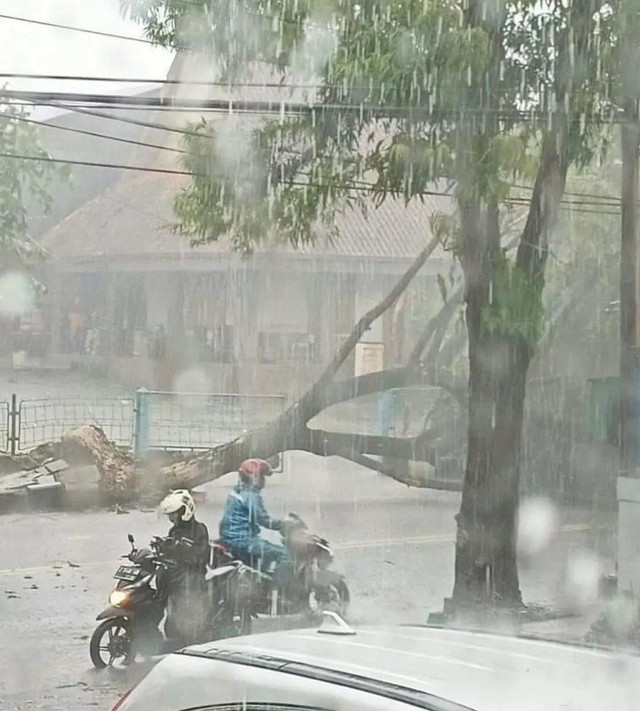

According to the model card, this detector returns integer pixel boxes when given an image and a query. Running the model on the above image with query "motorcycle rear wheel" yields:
[90,618,135,669]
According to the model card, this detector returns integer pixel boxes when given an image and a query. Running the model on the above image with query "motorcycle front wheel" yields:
[310,575,350,617]
[90,618,135,669]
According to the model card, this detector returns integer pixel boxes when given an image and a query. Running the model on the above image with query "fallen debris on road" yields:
[0,424,136,512]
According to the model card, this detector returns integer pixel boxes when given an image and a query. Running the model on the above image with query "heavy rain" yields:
[0,0,639,710]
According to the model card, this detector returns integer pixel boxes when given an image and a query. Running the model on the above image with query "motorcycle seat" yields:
[218,544,271,574]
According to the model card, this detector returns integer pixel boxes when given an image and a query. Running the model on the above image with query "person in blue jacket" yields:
[219,458,289,577]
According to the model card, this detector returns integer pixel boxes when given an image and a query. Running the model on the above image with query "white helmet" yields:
[158,489,196,523]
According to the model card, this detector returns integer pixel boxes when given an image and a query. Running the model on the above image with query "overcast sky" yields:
[1,0,173,93]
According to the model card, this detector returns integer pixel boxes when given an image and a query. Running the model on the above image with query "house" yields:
[39,170,454,400]
[29,54,455,400]
[2,88,164,363]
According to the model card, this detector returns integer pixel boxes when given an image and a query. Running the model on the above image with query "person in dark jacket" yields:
[158,489,210,642]
[219,459,288,576]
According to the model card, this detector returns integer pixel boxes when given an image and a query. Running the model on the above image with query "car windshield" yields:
[0,1,638,710]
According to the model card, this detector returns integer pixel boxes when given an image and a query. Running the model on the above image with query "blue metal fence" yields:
[134,390,287,456]
[0,400,9,453]
[17,398,135,452]
[0,390,286,455]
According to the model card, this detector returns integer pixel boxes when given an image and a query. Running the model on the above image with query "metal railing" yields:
[0,400,9,453]
[134,390,287,456]
[17,398,135,452]
[0,390,287,456]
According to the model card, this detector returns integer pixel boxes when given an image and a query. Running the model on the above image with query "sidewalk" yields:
[521,605,603,643]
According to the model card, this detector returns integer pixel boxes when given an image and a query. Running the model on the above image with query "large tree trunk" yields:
[451,198,528,608]
[451,124,568,610]
[452,334,530,607]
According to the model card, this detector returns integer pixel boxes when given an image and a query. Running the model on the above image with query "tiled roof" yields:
[40,172,454,262]
[39,56,455,265]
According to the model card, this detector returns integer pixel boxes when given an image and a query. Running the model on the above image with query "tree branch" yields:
[422,292,464,365]
[414,233,521,374]
[313,235,440,386]
[305,427,439,462]
[151,238,449,495]
[407,286,463,365]
[314,362,466,415]
[315,366,428,411]
[516,129,569,278]
[319,441,461,490]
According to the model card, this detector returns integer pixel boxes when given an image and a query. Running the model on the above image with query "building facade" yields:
[38,173,453,400]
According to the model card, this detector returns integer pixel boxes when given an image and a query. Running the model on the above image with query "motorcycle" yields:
[215,512,350,620]
[89,533,250,669]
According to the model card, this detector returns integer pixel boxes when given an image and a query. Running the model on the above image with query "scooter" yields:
[89,533,250,669]
[214,513,350,621]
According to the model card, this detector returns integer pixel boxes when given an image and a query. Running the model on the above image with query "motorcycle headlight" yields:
[109,589,130,608]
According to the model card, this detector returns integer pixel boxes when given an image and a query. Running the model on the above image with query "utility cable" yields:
[0,150,623,216]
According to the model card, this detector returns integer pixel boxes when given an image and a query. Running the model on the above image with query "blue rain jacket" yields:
[219,482,282,546]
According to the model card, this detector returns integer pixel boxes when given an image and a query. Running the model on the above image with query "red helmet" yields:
[238,458,272,489]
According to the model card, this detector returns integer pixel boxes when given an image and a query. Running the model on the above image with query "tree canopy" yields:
[0,99,66,274]
[122,0,620,257]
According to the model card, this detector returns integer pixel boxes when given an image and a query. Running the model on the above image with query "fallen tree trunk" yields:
[58,242,468,503]
[145,239,463,496]
[62,424,136,503]
[154,421,447,495]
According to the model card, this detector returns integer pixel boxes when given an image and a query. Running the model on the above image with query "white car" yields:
[112,613,640,711]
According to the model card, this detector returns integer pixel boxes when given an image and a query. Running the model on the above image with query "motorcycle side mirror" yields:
[128,533,135,547]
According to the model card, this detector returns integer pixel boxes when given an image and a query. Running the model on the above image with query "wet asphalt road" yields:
[0,452,614,711]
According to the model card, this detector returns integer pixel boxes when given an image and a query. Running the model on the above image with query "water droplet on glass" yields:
[565,550,601,610]
[518,497,558,556]
[0,272,35,316]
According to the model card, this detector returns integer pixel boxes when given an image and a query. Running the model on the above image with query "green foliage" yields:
[121,0,632,363]
[0,99,67,271]
[481,257,546,344]
[121,0,312,75]
[124,0,622,254]
[172,113,365,252]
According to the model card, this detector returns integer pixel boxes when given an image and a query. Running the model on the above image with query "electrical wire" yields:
[1,94,625,208]
[510,182,621,206]
[4,100,285,117]
[0,151,191,177]
[0,72,321,91]
[0,88,624,123]
[27,102,220,140]
[6,100,623,210]
[0,12,184,49]
[0,11,622,218]
[7,112,624,209]
[0,71,388,97]
[12,114,186,156]
[0,3,314,53]
[0,150,623,216]
[1,89,317,116]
